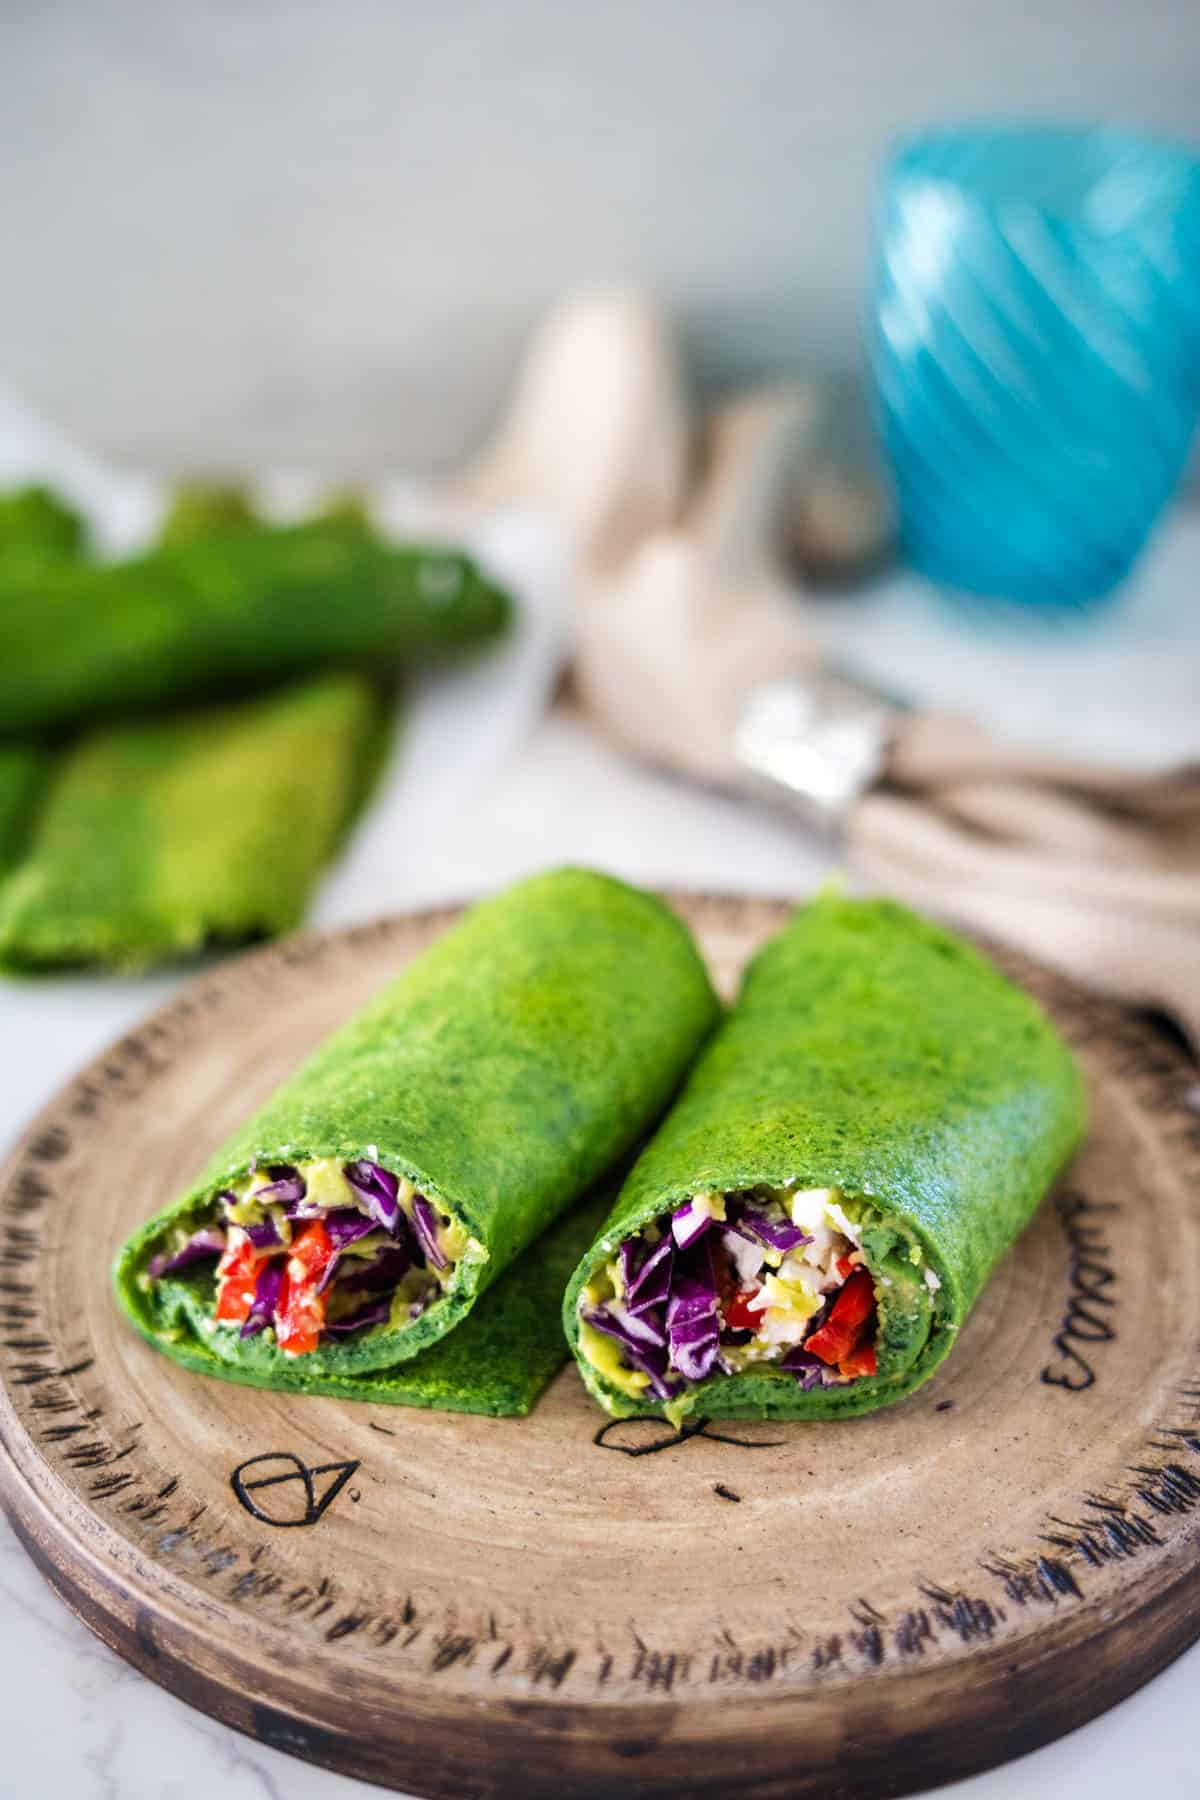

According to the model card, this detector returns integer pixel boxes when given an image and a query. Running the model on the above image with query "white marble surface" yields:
[2,513,1199,1797]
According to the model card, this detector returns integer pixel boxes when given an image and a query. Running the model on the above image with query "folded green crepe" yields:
[565,895,1087,1425]
[0,487,83,872]
[115,870,720,1403]
[0,746,49,877]
[0,673,383,971]
[0,514,509,736]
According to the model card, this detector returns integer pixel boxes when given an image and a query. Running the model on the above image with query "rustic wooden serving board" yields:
[1,895,1199,1800]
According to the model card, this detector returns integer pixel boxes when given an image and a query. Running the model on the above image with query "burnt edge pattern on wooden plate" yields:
[0,897,1199,1798]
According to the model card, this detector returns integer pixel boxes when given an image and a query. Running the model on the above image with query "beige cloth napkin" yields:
[458,291,1200,1051]
[854,715,1200,1047]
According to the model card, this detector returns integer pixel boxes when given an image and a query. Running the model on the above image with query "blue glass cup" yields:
[869,125,1200,609]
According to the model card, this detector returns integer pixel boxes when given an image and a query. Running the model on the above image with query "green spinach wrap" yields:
[0,673,385,972]
[565,896,1087,1425]
[0,485,82,874]
[123,1184,615,1418]
[0,746,48,878]
[0,515,509,736]
[115,870,720,1398]
[0,483,86,571]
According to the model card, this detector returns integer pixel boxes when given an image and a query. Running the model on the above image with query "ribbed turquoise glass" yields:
[869,126,1200,608]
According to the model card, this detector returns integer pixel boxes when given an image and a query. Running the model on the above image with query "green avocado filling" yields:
[144,1155,484,1356]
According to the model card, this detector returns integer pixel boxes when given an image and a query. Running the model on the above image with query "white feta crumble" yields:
[825,1196,864,1246]
[788,1187,838,1231]
[723,1228,766,1285]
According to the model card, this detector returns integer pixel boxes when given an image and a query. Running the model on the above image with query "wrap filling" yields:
[577,1185,941,1420]
[143,1156,482,1355]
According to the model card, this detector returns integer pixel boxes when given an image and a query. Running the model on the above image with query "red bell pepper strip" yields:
[287,1220,334,1284]
[214,1238,259,1324]
[722,1288,765,1333]
[805,1266,876,1367]
[838,1341,878,1380]
[275,1221,334,1354]
[275,1271,326,1355]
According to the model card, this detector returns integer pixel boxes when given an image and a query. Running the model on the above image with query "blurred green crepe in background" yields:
[0,486,80,880]
[0,674,387,972]
[0,746,49,878]
[0,495,509,738]
[0,483,87,571]
[0,481,510,972]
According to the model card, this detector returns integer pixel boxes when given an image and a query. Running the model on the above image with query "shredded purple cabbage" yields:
[624,1235,672,1315]
[611,1302,667,1349]
[618,1237,645,1296]
[240,1259,284,1339]
[736,1205,813,1253]
[148,1226,226,1280]
[324,1210,381,1252]
[313,1210,383,1295]
[286,1197,322,1220]
[324,1297,392,1335]
[670,1198,713,1251]
[666,1275,720,1382]
[339,1243,412,1293]
[344,1160,401,1234]
[671,1337,719,1384]
[252,1169,307,1208]
[411,1194,448,1270]
[780,1344,833,1389]
[679,1227,720,1296]
[669,1274,715,1328]
[581,1306,679,1400]
[243,1215,284,1252]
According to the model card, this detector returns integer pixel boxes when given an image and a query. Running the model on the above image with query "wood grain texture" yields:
[1,895,1199,1799]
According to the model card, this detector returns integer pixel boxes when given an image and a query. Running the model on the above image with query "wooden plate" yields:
[1,895,1199,1799]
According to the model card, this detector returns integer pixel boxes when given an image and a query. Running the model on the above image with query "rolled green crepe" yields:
[565,895,1087,1425]
[131,1184,615,1418]
[115,870,720,1403]
[0,515,509,736]
[0,673,383,971]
